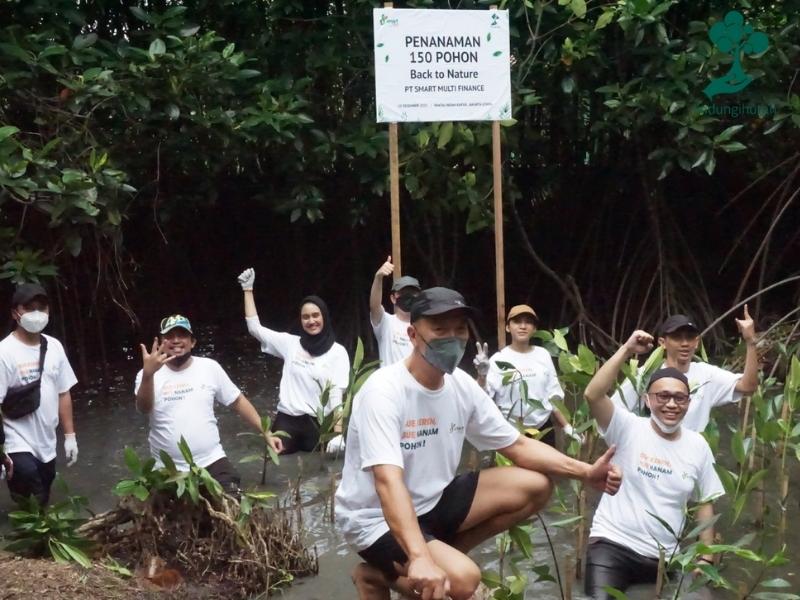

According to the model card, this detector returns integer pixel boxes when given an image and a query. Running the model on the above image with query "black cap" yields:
[11,283,48,306]
[410,287,477,323]
[648,367,690,392]
[391,276,421,292]
[660,314,699,336]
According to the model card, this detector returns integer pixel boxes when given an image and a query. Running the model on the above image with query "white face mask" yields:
[649,410,682,434]
[18,310,49,334]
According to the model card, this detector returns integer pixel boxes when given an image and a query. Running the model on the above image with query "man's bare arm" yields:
[585,331,653,431]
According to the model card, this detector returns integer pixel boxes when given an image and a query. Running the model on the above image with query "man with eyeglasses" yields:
[612,307,759,432]
[582,330,724,598]
[135,314,282,494]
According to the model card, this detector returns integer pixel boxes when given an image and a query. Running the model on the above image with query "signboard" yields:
[373,8,511,123]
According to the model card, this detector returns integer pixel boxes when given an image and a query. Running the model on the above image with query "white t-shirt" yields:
[612,361,742,432]
[335,363,520,551]
[485,346,564,428]
[246,316,350,417]
[0,333,78,462]
[134,357,240,470]
[589,407,724,558]
[371,309,412,366]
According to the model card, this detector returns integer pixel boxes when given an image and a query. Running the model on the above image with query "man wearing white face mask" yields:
[337,287,623,600]
[582,331,724,598]
[0,283,78,506]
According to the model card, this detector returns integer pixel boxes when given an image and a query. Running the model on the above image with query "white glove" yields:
[326,434,346,455]
[237,268,255,291]
[473,342,490,377]
[64,433,79,466]
[563,424,584,445]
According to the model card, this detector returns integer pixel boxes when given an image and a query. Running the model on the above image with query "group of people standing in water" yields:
[0,258,760,599]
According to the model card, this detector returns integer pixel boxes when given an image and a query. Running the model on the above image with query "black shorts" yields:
[272,411,320,454]
[358,471,480,579]
[204,456,241,495]
[584,537,660,598]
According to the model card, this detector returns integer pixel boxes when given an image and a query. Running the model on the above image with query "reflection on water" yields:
[1,332,797,599]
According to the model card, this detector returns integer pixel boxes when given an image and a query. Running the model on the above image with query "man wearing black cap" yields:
[0,283,78,505]
[612,306,759,432]
[583,330,724,598]
[336,287,622,600]
[135,314,281,494]
[369,256,421,365]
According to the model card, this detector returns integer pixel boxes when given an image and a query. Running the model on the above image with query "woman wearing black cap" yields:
[237,268,351,455]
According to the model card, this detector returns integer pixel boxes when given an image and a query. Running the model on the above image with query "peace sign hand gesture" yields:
[141,337,174,377]
[473,342,490,377]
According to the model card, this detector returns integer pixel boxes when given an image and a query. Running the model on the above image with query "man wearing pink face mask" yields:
[0,283,78,506]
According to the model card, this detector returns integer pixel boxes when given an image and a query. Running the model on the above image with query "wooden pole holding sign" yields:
[385,1,402,278]
[491,5,506,350]
[374,5,511,301]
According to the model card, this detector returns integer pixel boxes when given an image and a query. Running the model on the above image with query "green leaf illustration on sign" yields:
[703,11,769,100]
[493,50,502,57]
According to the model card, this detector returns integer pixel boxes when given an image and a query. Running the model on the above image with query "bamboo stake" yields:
[385,2,402,278]
[564,553,574,600]
[490,4,505,349]
[740,394,751,432]
[575,488,586,580]
[655,547,665,597]
[492,114,505,349]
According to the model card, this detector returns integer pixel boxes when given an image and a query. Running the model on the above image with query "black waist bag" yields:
[3,337,48,419]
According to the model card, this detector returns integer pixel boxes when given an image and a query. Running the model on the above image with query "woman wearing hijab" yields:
[238,268,351,455]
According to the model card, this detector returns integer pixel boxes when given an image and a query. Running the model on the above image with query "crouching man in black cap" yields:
[612,307,759,433]
[336,287,622,600]
[0,283,78,506]
[583,331,725,598]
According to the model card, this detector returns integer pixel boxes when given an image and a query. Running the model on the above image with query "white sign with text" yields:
[373,8,511,123]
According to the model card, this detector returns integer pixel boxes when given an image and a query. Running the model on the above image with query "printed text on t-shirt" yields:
[637,452,673,481]
[400,417,439,450]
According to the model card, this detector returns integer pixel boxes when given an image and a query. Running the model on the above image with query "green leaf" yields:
[123,447,141,475]
[0,126,20,143]
[72,34,98,50]
[130,6,151,23]
[177,437,195,466]
[180,25,201,37]
[570,0,587,19]
[437,122,454,149]
[595,10,615,30]
[149,39,166,56]
[602,586,629,600]
[731,430,746,465]
[645,510,676,536]
[132,484,150,501]
[553,329,569,352]
[548,515,583,527]
[714,124,744,143]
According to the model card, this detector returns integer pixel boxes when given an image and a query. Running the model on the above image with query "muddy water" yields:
[1,332,797,599]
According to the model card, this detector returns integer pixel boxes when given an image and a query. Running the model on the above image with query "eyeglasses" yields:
[648,391,690,406]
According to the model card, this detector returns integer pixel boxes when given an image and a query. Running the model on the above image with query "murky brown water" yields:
[2,330,797,599]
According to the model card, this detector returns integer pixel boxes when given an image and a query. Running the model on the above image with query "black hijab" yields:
[298,295,336,357]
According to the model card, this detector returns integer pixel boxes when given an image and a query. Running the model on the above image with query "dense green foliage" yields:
[1,0,799,371]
